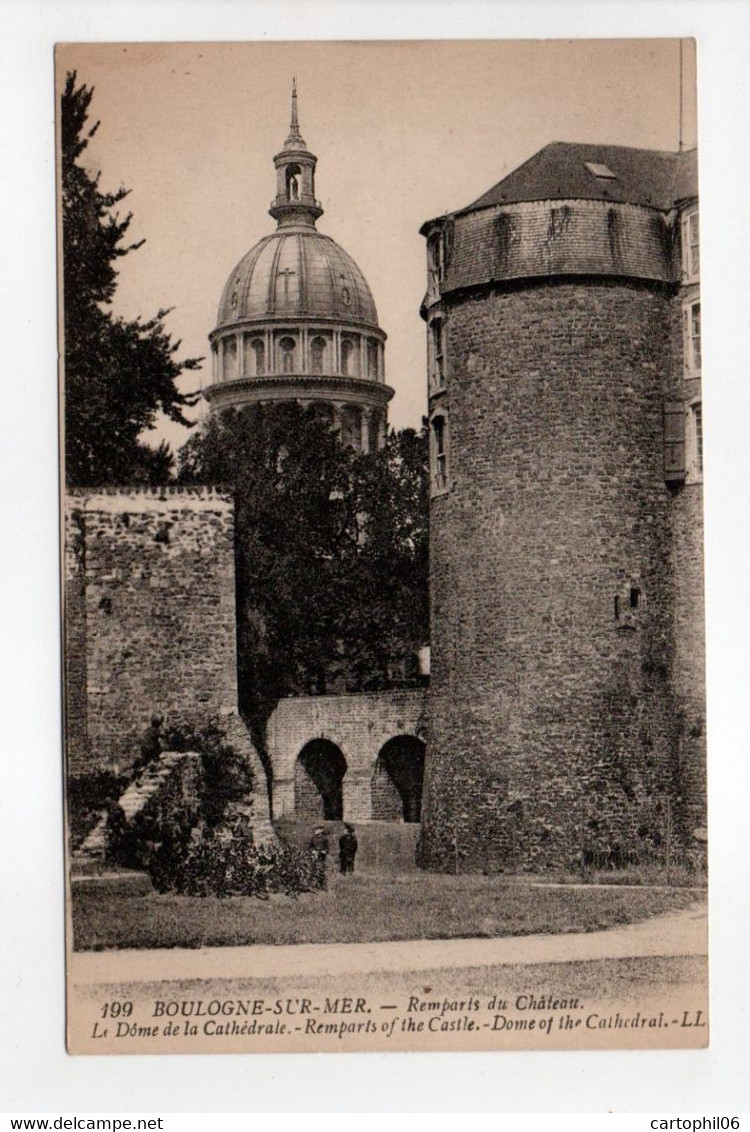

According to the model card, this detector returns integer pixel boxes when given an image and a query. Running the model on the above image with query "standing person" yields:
[338,823,358,875]
[309,824,330,889]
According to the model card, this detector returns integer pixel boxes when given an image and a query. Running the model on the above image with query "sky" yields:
[57,39,697,452]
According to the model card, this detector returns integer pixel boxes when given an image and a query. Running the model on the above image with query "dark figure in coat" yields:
[338,824,358,874]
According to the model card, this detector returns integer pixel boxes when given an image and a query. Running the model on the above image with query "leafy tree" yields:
[178,405,429,752]
[61,71,200,486]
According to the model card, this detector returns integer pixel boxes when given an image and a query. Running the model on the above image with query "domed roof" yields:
[216,229,380,330]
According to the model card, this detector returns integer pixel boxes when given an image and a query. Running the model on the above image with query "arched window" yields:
[341,405,362,451]
[311,402,334,427]
[366,339,379,380]
[368,411,381,453]
[286,164,302,202]
[310,336,327,374]
[247,336,265,376]
[223,336,238,379]
[341,337,358,377]
[279,336,297,374]
[432,414,448,493]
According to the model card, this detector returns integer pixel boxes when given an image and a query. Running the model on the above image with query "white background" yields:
[2,0,749,1115]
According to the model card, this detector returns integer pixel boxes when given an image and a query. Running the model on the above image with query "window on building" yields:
[310,336,327,374]
[341,337,358,377]
[341,405,362,451]
[427,232,444,291]
[279,336,297,373]
[366,339,379,380]
[682,207,700,282]
[430,318,446,394]
[584,161,617,180]
[248,337,265,375]
[368,410,383,453]
[687,401,703,482]
[683,300,701,376]
[432,414,448,493]
[694,403,703,473]
[286,163,302,202]
[223,336,238,379]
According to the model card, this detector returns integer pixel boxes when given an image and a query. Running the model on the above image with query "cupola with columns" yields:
[205,81,393,453]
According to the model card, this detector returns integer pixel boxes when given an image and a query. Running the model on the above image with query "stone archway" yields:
[371,735,425,823]
[294,739,347,820]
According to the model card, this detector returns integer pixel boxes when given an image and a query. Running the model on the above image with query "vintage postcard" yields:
[59,39,707,1055]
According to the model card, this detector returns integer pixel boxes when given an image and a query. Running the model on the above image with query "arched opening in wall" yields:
[310,401,335,427]
[366,339,379,380]
[286,163,302,201]
[223,336,238,379]
[368,410,382,453]
[310,336,327,374]
[246,336,265,376]
[294,740,347,821]
[371,736,425,823]
[341,404,362,451]
[341,337,359,377]
[279,336,297,374]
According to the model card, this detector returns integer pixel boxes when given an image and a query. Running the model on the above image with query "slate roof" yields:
[453,143,698,217]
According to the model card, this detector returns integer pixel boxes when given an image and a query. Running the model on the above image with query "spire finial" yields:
[285,76,305,145]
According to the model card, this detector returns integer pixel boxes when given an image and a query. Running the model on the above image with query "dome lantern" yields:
[269,79,323,229]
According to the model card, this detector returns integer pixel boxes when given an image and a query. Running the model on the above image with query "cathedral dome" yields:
[216,229,380,331]
[205,82,392,450]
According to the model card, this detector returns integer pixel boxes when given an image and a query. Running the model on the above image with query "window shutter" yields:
[664,402,686,482]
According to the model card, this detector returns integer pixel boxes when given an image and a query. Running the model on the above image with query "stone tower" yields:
[418,143,704,872]
[205,82,393,452]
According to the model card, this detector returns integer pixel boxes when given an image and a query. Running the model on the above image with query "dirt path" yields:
[71,900,707,985]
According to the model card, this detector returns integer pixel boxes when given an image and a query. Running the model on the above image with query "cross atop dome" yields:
[270,80,323,228]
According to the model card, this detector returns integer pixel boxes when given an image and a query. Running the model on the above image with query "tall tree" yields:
[178,406,429,749]
[61,71,200,486]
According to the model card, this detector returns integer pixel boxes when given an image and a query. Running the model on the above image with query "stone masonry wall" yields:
[421,278,687,872]
[267,690,426,820]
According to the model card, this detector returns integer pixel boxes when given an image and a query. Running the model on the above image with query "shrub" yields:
[104,716,320,898]
[67,769,129,849]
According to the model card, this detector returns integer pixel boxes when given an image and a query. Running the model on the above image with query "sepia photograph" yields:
[57,38,708,1057]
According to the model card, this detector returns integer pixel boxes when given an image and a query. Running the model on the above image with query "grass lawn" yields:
[72,872,704,951]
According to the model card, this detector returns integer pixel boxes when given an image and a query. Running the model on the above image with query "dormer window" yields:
[584,161,617,180]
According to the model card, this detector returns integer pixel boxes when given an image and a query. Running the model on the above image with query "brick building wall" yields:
[63,488,270,829]
[421,278,693,871]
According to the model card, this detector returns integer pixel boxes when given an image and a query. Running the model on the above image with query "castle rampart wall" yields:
[63,487,256,778]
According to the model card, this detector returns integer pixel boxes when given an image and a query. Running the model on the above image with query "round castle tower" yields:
[418,143,704,871]
[205,82,393,452]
